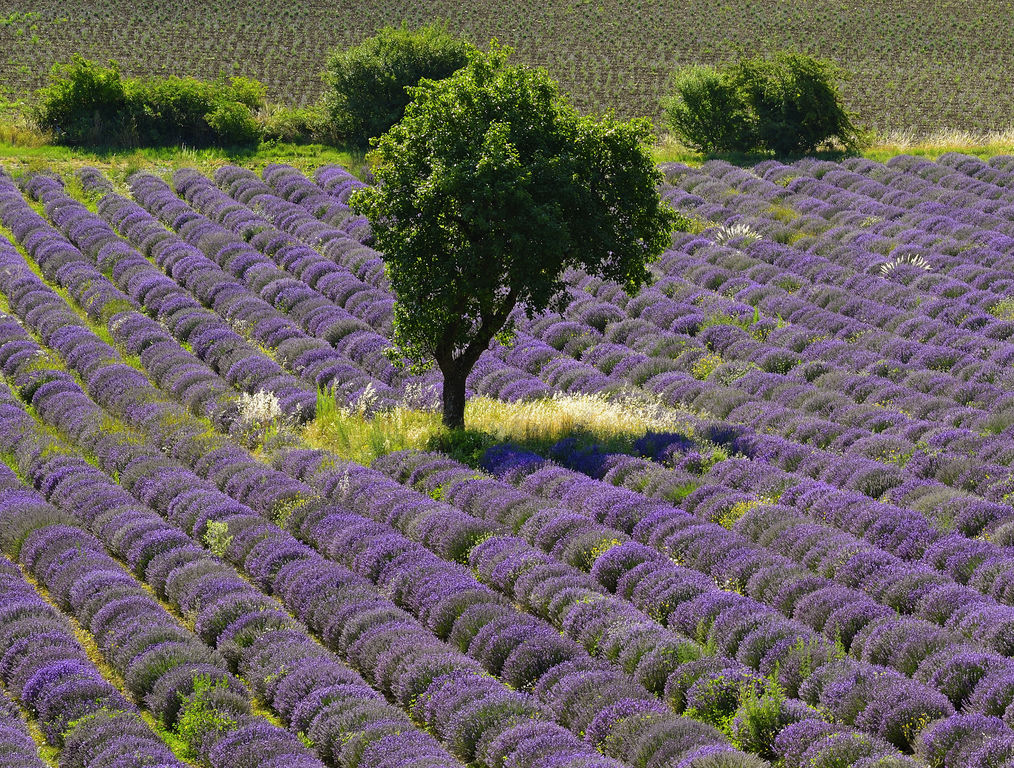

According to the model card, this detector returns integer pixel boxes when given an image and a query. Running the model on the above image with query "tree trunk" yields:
[441,366,467,429]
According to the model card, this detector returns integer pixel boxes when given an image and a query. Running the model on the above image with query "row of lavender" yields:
[106,154,1014,754]
[0,163,928,766]
[0,171,767,767]
[243,158,1014,608]
[5,151,1014,766]
[226,154,1014,762]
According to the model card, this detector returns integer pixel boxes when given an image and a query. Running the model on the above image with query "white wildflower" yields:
[353,382,379,416]
[238,389,282,425]
[879,253,932,277]
[402,382,439,411]
[712,221,761,247]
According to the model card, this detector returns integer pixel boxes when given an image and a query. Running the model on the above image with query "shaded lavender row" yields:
[0,551,185,768]
[506,314,1014,562]
[529,395,1014,603]
[0,464,325,768]
[511,315,1014,573]
[0,281,623,768]
[268,437,1014,765]
[0,685,49,768]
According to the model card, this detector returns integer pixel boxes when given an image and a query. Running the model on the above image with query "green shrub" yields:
[321,22,474,146]
[34,56,265,147]
[734,53,865,155]
[663,52,866,156]
[174,675,238,755]
[204,99,261,145]
[32,56,131,145]
[260,104,322,144]
[661,65,754,153]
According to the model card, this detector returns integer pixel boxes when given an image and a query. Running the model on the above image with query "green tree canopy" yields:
[351,42,677,428]
[663,52,867,156]
[322,22,474,147]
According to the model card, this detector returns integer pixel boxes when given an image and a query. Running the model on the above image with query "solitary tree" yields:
[351,43,677,429]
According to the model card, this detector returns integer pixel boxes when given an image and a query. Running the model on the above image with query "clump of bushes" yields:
[320,21,474,146]
[662,52,867,156]
[33,56,265,147]
[258,104,324,144]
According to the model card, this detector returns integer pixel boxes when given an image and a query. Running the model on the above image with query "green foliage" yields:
[736,53,866,155]
[322,22,473,146]
[661,66,753,153]
[260,104,323,144]
[32,57,129,146]
[351,41,678,427]
[990,296,1014,321]
[663,52,867,156]
[33,56,264,147]
[427,429,496,467]
[730,677,803,759]
[174,675,237,755]
[202,520,233,558]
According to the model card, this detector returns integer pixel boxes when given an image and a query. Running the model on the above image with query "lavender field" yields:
[4,151,1014,768]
